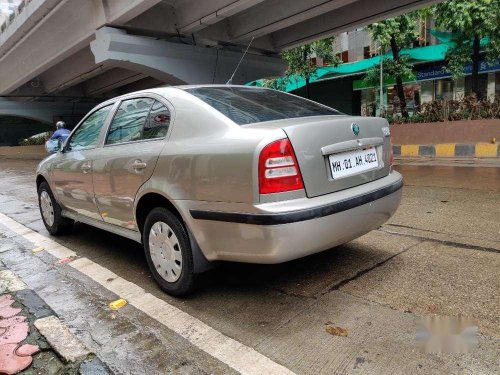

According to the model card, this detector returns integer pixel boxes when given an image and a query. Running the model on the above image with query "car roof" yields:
[173,84,260,90]
[94,85,266,108]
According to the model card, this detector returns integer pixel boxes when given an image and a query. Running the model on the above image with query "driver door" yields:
[50,104,113,220]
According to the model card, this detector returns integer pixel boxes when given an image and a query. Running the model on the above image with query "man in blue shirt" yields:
[50,121,70,144]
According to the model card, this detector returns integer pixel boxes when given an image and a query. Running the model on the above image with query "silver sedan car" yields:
[36,85,402,295]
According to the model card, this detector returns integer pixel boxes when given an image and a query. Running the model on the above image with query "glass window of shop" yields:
[494,72,500,95]
[387,84,421,115]
[434,78,454,100]
[361,88,377,116]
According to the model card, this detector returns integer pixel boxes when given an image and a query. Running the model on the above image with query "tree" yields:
[261,77,287,91]
[367,14,419,118]
[434,0,500,98]
[280,37,340,98]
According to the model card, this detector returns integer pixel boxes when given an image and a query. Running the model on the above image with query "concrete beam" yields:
[0,0,63,59]
[196,0,441,50]
[83,68,148,96]
[0,0,106,95]
[0,0,165,95]
[0,99,93,124]
[270,0,443,49]
[112,77,165,96]
[225,0,358,43]
[102,0,163,25]
[176,0,265,34]
[39,48,109,93]
[90,27,285,85]
[123,2,177,34]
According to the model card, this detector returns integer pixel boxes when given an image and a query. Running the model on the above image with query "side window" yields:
[143,100,171,140]
[67,105,112,151]
[105,98,154,145]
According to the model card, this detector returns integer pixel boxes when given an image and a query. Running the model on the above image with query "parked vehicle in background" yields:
[36,85,403,295]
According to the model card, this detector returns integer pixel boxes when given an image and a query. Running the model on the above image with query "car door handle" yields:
[132,160,147,170]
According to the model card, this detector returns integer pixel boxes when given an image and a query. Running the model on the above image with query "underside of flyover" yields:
[0,0,441,138]
[0,116,52,146]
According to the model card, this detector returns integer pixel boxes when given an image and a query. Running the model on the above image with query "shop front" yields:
[355,60,500,117]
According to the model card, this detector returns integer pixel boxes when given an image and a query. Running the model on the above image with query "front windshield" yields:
[184,87,341,125]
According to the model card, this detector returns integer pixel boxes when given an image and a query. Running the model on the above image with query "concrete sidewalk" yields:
[0,264,108,374]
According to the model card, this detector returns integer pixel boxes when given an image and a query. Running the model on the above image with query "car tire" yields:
[144,207,196,296]
[38,181,73,235]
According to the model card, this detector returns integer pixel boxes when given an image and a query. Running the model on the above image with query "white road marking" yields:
[0,212,294,375]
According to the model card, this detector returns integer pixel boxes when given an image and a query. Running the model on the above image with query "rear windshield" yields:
[184,87,341,125]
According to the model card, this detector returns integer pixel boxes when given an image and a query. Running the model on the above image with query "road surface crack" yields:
[380,228,500,254]
[385,223,500,244]
[324,241,424,294]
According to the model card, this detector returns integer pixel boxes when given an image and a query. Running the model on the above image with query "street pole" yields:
[379,49,384,117]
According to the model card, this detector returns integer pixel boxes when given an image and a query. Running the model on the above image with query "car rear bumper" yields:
[184,171,403,263]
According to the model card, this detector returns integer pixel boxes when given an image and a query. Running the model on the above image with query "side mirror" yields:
[45,139,61,154]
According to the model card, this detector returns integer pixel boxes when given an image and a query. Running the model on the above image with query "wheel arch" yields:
[36,174,48,189]
[134,191,214,274]
[135,192,183,236]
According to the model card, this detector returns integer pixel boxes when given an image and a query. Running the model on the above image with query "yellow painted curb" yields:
[32,246,45,253]
[435,144,456,157]
[401,145,419,157]
[475,143,498,158]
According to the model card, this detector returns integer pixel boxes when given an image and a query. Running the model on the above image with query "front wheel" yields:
[38,181,73,235]
[144,208,196,296]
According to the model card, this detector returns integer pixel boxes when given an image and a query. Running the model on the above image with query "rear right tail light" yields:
[259,138,304,194]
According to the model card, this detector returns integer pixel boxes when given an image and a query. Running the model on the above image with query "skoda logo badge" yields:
[351,123,360,136]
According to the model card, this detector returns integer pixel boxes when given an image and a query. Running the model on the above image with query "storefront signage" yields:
[417,61,500,81]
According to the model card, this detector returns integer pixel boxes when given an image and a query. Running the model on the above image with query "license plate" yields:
[328,147,379,179]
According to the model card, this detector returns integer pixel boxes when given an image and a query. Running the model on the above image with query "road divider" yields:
[394,143,500,158]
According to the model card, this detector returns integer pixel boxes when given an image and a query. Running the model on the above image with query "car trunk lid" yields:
[248,116,392,198]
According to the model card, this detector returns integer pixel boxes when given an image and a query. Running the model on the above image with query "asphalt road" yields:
[0,158,499,374]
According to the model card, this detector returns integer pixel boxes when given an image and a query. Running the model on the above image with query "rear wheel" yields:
[144,208,196,296]
[38,181,73,235]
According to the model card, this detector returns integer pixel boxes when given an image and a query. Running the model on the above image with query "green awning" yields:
[430,29,490,46]
[246,43,452,92]
[246,30,491,92]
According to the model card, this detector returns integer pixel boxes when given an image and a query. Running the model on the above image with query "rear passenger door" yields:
[92,97,172,230]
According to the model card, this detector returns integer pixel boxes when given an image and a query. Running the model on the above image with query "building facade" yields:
[328,20,499,117]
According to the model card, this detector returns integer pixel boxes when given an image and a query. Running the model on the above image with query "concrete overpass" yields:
[0,0,440,124]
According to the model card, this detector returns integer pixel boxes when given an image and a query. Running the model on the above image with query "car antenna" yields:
[226,37,254,85]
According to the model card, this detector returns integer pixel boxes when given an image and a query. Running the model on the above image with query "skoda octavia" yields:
[36,86,403,295]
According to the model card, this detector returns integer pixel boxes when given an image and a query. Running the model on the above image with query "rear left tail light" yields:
[259,138,304,194]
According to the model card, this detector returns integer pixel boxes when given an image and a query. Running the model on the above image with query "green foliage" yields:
[486,25,500,64]
[367,13,419,118]
[384,95,500,124]
[280,37,341,82]
[261,78,287,91]
[435,0,498,39]
[434,0,500,79]
[367,14,418,50]
[363,56,415,86]
[18,134,47,146]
